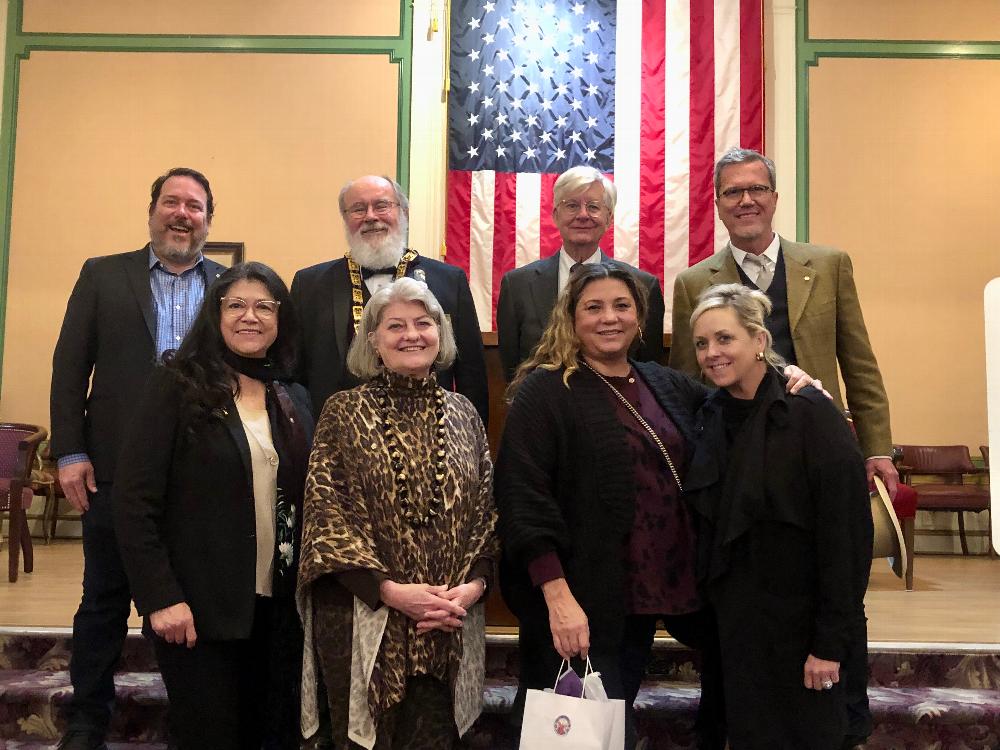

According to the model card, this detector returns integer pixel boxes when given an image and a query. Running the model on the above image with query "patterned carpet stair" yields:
[1,630,999,749]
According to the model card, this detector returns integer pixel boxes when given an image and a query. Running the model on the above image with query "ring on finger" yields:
[821,679,834,690]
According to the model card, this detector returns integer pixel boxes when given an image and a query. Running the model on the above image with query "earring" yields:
[755,351,765,361]
[637,325,645,344]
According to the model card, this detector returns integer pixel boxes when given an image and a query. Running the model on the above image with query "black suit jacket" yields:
[290,253,489,424]
[49,247,225,482]
[496,252,666,381]
[114,366,316,640]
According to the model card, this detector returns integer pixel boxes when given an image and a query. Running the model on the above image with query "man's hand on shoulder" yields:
[58,460,97,512]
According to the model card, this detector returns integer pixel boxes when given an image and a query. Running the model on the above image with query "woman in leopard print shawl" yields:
[297,278,498,750]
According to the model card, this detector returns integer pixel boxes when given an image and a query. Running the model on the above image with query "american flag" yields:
[444,0,764,331]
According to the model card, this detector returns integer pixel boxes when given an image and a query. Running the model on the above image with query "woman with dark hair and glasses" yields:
[114,262,314,750]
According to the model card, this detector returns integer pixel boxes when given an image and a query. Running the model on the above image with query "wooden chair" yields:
[980,445,990,469]
[0,423,47,582]
[895,444,991,555]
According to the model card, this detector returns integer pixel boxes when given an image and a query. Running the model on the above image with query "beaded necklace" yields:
[375,372,448,527]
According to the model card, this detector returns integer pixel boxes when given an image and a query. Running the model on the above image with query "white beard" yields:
[345,214,409,269]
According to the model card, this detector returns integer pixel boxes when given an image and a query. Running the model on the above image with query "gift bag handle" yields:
[551,657,599,697]
[552,658,573,692]
[581,656,597,694]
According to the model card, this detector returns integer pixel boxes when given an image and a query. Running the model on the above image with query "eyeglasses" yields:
[718,184,774,202]
[220,297,280,318]
[343,200,400,219]
[556,200,607,217]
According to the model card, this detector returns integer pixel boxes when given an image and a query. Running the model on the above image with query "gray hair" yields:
[553,166,617,213]
[690,283,785,370]
[346,277,457,380]
[713,147,776,195]
[337,175,410,215]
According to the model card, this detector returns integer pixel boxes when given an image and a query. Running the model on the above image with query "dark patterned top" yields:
[603,371,702,615]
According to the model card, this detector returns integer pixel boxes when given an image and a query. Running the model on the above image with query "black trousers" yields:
[841,619,873,747]
[67,482,132,735]
[619,611,726,750]
[152,596,274,750]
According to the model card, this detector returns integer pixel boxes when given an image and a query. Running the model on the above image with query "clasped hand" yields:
[379,580,485,635]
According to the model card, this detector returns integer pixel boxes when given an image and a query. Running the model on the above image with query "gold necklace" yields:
[345,248,419,334]
[580,361,683,491]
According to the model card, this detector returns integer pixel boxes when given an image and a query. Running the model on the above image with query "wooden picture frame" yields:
[203,241,244,268]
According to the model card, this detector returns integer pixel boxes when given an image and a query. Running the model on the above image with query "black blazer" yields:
[113,366,316,641]
[496,252,666,381]
[49,247,225,482]
[290,253,489,424]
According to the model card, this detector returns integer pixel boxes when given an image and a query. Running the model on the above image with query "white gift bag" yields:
[519,659,626,750]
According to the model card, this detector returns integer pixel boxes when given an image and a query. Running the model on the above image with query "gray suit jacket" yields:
[496,251,665,381]
[669,237,891,458]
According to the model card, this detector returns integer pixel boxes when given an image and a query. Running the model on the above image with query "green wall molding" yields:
[795,1,1000,241]
[0,0,414,380]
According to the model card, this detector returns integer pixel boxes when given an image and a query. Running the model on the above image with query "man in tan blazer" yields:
[670,146,889,748]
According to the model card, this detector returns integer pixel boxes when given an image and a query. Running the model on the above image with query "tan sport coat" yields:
[669,236,891,459]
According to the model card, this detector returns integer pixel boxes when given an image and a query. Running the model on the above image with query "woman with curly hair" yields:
[114,262,314,749]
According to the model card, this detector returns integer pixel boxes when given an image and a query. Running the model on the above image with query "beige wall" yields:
[22,0,400,35]
[1,48,398,428]
[810,57,1000,450]
[810,0,1000,41]
[806,1,996,552]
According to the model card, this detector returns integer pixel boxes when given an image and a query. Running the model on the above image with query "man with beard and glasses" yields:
[50,168,226,750]
[496,165,666,381]
[290,174,489,424]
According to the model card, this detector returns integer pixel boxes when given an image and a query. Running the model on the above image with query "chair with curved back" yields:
[0,423,47,581]
[895,444,991,556]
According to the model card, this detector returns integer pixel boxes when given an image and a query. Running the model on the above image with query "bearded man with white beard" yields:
[290,174,489,424]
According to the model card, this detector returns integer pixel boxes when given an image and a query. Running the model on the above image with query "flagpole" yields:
[441,0,452,261]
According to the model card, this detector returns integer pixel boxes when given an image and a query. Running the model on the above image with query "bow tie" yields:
[361,266,401,279]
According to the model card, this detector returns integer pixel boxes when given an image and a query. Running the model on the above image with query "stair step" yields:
[0,744,166,749]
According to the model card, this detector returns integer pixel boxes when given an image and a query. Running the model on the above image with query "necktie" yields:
[744,254,773,292]
[570,262,585,277]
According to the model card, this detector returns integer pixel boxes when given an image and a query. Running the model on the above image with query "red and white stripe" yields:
[446,0,764,332]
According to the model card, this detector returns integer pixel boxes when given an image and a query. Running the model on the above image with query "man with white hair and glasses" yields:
[496,165,666,381]
[291,174,489,425]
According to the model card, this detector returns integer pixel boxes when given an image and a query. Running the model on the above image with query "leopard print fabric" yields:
[297,371,498,746]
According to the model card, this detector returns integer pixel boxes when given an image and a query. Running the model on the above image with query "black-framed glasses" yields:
[220,297,280,318]
[344,200,400,219]
[556,199,607,217]
[718,184,774,202]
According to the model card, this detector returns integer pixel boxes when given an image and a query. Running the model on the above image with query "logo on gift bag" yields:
[553,715,571,736]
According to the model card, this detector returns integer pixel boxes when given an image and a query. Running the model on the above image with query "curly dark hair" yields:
[165,261,298,433]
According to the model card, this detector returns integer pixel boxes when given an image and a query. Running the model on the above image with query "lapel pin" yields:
[804,276,811,281]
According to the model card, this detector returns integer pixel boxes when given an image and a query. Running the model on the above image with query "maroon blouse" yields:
[604,371,701,615]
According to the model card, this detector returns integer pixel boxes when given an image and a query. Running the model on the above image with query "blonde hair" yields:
[689,283,785,370]
[346,277,456,379]
[506,262,648,399]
